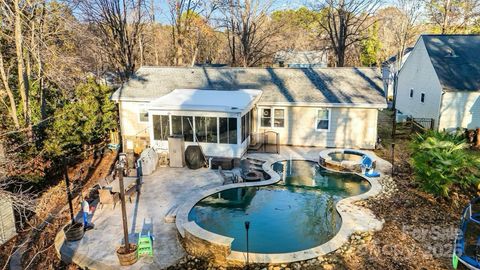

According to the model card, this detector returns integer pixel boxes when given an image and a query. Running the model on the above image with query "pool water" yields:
[188,160,370,253]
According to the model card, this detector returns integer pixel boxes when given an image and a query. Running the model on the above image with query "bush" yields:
[410,130,480,197]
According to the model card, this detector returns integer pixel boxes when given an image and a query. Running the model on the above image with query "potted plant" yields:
[62,158,84,241]
[115,163,138,265]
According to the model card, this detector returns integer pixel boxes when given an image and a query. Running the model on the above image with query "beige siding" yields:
[119,101,150,152]
[396,37,443,128]
[255,106,378,149]
[439,92,480,131]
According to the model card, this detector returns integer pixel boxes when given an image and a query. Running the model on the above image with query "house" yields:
[111,66,387,158]
[381,47,413,99]
[273,50,329,68]
[395,34,480,131]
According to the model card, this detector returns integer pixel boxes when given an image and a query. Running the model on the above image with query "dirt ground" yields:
[0,149,117,270]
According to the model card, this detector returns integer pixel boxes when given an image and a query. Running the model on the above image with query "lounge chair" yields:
[361,155,380,177]
[219,166,238,185]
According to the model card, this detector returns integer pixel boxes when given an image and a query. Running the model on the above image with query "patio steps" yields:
[245,157,266,172]
[164,206,177,223]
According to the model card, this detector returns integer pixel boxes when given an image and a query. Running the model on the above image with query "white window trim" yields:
[258,106,286,129]
[315,108,331,132]
[420,92,425,103]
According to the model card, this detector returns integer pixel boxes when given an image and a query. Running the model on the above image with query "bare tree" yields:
[315,0,382,67]
[76,0,148,80]
[219,0,277,67]
[426,0,480,33]
[392,0,423,68]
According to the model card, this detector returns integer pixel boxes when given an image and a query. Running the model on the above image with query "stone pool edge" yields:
[175,151,386,265]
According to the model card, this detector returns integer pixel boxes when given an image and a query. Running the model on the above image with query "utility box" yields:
[168,135,185,168]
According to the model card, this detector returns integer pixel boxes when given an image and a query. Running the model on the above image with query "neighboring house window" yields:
[260,107,285,128]
[421,93,425,103]
[139,110,148,122]
[409,89,414,98]
[316,109,330,131]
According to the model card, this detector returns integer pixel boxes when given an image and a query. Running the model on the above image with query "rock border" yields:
[176,150,388,265]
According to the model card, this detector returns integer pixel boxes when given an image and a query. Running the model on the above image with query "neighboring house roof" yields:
[421,34,480,92]
[382,47,414,66]
[148,89,262,113]
[274,50,328,67]
[111,66,387,108]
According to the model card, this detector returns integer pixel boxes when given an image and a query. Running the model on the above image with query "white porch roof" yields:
[147,89,262,113]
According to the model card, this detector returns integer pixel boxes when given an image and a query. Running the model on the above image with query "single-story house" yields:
[111,66,387,158]
[396,34,480,131]
[381,47,413,99]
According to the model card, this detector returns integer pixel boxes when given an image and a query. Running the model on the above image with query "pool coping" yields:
[175,150,385,264]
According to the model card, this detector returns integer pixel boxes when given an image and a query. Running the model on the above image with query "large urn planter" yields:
[63,222,84,241]
[116,244,138,266]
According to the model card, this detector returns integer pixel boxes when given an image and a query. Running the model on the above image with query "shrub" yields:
[410,130,480,197]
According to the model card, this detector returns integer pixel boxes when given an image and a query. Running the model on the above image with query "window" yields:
[219,117,238,144]
[409,89,414,98]
[421,93,425,103]
[241,111,251,142]
[273,109,285,127]
[260,107,285,128]
[316,109,330,131]
[153,115,170,140]
[139,111,148,122]
[260,108,271,127]
[182,116,194,142]
[194,116,217,143]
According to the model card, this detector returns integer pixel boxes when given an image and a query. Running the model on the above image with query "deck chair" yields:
[219,166,238,185]
[361,155,380,177]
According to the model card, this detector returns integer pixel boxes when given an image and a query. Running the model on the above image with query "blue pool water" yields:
[188,160,370,253]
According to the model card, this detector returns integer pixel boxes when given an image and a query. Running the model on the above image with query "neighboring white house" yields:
[273,50,329,68]
[381,47,413,99]
[396,34,480,131]
[111,66,387,158]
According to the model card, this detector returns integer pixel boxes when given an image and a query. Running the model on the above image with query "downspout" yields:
[437,91,446,131]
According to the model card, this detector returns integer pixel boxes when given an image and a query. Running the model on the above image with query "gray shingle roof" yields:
[112,66,386,108]
[422,34,480,92]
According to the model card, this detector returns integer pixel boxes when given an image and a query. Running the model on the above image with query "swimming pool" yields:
[188,160,370,253]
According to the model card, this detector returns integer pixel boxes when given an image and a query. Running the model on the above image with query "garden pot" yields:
[63,222,84,242]
[116,244,138,266]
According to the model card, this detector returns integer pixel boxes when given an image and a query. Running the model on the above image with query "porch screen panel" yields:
[219,117,237,144]
[229,118,237,144]
[171,115,182,136]
[195,117,207,142]
[219,118,228,144]
[206,117,217,143]
[182,116,194,142]
[153,115,170,140]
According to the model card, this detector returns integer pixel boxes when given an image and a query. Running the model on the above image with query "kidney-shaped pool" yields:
[188,160,371,254]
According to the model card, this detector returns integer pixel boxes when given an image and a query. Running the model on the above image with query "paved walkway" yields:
[55,167,223,270]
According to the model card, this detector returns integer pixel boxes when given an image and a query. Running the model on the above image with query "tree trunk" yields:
[14,0,30,127]
[0,50,20,129]
[441,0,451,34]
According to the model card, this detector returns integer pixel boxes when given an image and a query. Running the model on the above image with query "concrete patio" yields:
[54,146,391,269]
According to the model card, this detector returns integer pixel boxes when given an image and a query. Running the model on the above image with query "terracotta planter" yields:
[116,244,138,266]
[63,222,84,242]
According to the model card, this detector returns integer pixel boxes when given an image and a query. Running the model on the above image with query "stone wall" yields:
[183,230,234,266]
